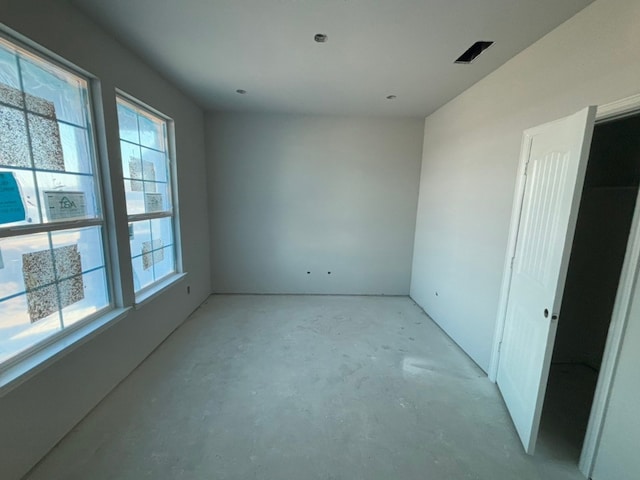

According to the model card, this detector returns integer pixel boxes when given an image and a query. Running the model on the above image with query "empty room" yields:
[0,0,639,479]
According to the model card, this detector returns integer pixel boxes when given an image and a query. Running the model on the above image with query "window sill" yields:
[0,307,132,397]
[134,272,187,309]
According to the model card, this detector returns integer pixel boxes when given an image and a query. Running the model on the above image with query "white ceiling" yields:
[72,0,594,117]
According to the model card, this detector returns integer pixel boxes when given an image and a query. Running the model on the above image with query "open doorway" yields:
[537,112,640,466]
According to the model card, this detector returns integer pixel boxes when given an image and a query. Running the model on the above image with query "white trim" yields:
[114,92,184,299]
[596,93,640,123]
[1,218,103,238]
[115,89,173,123]
[0,24,97,82]
[490,93,640,381]
[134,272,187,309]
[0,30,125,393]
[578,92,640,478]
[488,111,596,381]
[488,92,640,476]
[488,134,532,382]
[167,118,184,274]
[579,186,640,476]
[0,307,131,397]
[127,212,173,223]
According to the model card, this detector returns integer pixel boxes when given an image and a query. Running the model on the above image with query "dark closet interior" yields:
[538,113,640,463]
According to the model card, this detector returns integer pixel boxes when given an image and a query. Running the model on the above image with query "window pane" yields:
[117,95,177,294]
[116,101,138,144]
[123,181,145,215]
[121,140,142,181]
[51,226,105,273]
[131,254,154,292]
[59,123,94,174]
[138,112,164,151]
[0,230,100,309]
[0,231,50,301]
[129,219,152,262]
[0,39,101,226]
[1,97,94,175]
[121,140,144,215]
[0,294,61,364]
[150,217,173,248]
[61,268,109,327]
[0,104,30,168]
[144,183,171,213]
[20,56,87,127]
[0,47,22,108]
[11,241,62,326]
[28,112,65,170]
[0,36,110,368]
[148,217,175,282]
[0,226,109,356]
[152,246,175,281]
[141,147,168,183]
[128,217,176,290]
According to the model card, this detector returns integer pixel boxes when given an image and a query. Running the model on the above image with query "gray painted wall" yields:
[0,1,211,479]
[592,275,640,479]
[410,0,640,477]
[411,0,640,370]
[207,113,424,295]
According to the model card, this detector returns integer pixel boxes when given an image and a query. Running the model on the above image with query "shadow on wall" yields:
[207,114,424,295]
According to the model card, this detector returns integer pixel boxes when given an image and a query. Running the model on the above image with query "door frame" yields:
[488,93,640,478]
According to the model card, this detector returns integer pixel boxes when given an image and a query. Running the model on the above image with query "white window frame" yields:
[115,91,183,304]
[0,29,130,395]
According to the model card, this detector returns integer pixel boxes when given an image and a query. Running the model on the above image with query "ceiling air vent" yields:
[454,41,494,64]
[314,33,328,43]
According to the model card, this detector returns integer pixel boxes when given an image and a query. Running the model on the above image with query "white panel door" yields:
[497,107,596,454]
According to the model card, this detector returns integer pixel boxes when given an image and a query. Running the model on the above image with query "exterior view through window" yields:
[116,96,176,294]
[0,36,110,365]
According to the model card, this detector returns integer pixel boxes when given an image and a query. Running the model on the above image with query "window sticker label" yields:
[144,193,163,213]
[0,105,30,168]
[142,239,164,270]
[129,158,157,192]
[25,93,57,118]
[22,245,84,323]
[44,191,87,221]
[0,83,25,108]
[0,172,26,225]
[30,113,65,171]
[1,91,64,170]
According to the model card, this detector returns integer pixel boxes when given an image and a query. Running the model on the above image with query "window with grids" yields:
[0,36,110,365]
[116,97,176,294]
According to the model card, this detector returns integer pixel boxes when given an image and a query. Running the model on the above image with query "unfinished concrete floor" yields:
[24,295,587,480]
